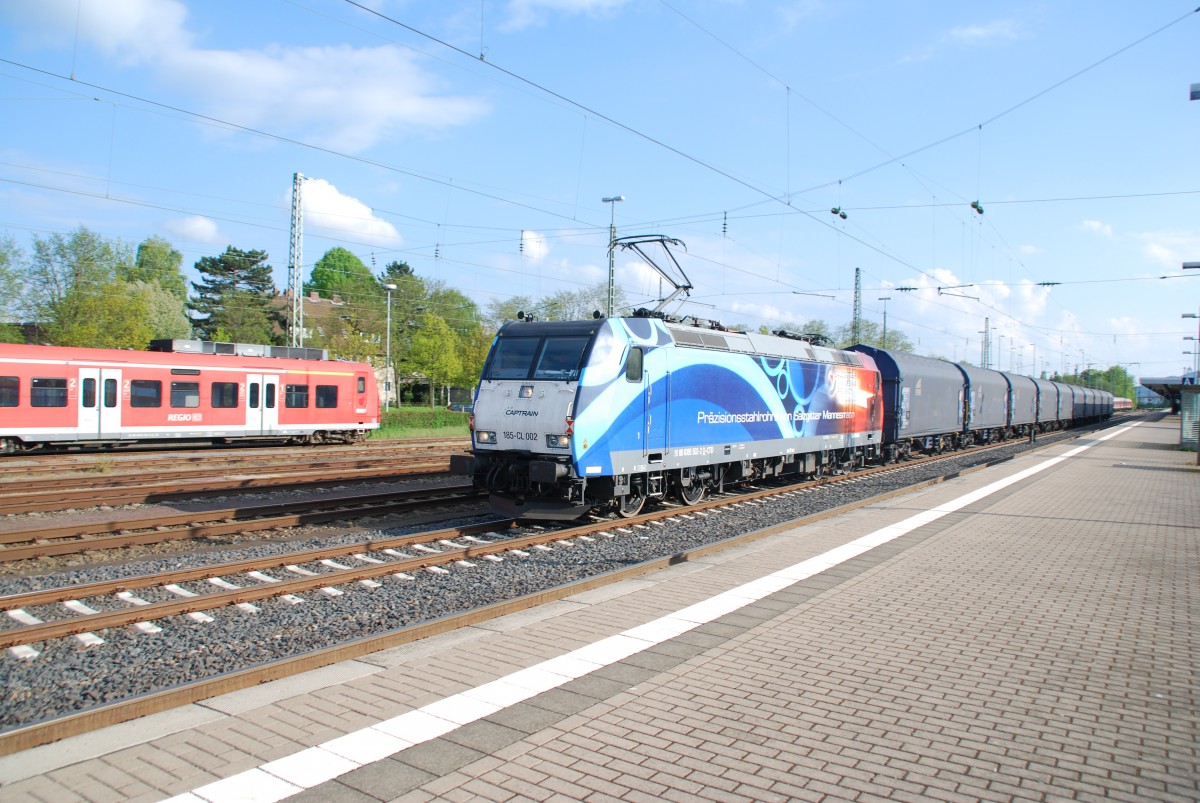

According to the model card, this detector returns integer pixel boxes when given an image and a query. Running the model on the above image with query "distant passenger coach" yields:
[0,340,379,454]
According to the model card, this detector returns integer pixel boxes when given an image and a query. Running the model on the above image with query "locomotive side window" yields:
[130,379,162,408]
[625,347,644,382]
[1,376,19,407]
[486,337,540,379]
[82,378,97,408]
[285,384,309,408]
[211,382,238,408]
[533,336,590,380]
[104,378,117,408]
[315,385,338,408]
[170,382,201,408]
[31,377,68,407]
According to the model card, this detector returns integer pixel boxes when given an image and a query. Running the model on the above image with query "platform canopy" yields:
[1141,374,1198,412]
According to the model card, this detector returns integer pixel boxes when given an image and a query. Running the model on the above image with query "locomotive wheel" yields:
[616,490,646,518]
[676,474,705,506]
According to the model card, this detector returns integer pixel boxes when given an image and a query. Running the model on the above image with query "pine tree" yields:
[188,247,282,343]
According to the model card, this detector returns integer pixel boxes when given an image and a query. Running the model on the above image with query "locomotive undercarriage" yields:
[468,445,882,520]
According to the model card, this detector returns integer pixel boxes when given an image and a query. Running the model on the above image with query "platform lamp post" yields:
[602,196,624,318]
[384,282,397,412]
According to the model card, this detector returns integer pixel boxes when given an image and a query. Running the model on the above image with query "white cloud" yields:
[502,0,631,30]
[1081,219,1113,237]
[1135,229,1200,268]
[163,214,222,244]
[302,179,401,247]
[1018,244,1041,256]
[521,230,549,260]
[948,19,1022,44]
[10,0,488,153]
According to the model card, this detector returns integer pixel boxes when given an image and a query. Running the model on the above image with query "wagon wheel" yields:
[676,471,706,506]
[616,489,646,518]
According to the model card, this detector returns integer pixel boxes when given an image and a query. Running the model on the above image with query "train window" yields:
[357,377,366,393]
[31,377,68,407]
[130,380,162,408]
[486,337,540,379]
[249,383,260,409]
[170,381,201,408]
[625,347,644,382]
[0,376,18,407]
[265,383,276,409]
[315,385,338,408]
[83,378,97,408]
[285,384,309,408]
[211,382,238,408]
[104,378,117,408]
[533,336,590,380]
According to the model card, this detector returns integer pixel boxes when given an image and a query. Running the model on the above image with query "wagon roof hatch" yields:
[614,235,693,315]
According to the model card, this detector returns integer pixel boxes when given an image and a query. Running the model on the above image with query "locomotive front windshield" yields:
[485,335,591,381]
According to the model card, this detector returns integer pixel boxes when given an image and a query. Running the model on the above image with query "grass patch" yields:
[371,406,471,440]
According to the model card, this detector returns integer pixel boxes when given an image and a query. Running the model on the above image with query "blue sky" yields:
[1,0,1197,380]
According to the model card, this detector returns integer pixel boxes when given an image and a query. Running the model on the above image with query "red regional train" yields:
[0,339,379,454]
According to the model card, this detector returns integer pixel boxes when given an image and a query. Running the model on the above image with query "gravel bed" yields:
[0,428,1098,730]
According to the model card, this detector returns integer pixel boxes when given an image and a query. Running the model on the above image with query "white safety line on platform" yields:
[165,425,1139,803]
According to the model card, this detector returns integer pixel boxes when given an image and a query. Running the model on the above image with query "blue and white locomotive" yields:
[452,313,884,519]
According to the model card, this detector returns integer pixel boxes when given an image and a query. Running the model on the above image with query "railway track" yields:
[0,421,1132,753]
[0,439,469,515]
[0,482,482,561]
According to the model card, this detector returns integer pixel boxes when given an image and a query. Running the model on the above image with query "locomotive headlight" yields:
[546,434,571,449]
[475,430,496,444]
[519,385,534,398]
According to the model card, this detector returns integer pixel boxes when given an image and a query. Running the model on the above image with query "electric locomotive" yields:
[452,313,884,519]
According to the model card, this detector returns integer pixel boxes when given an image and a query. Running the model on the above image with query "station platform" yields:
[1,414,1196,802]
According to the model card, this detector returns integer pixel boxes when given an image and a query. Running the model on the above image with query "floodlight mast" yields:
[613,235,693,315]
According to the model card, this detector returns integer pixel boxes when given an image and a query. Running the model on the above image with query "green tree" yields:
[0,234,24,334]
[306,247,379,303]
[45,280,154,348]
[134,280,192,340]
[833,319,914,352]
[27,226,133,337]
[208,288,277,345]
[129,236,187,299]
[404,311,462,408]
[189,247,282,343]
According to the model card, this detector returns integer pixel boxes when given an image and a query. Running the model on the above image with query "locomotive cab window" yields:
[533,336,589,381]
[130,380,162,408]
[625,347,644,382]
[285,384,309,408]
[0,376,17,407]
[170,381,201,408]
[486,337,541,380]
[315,385,338,408]
[31,377,68,407]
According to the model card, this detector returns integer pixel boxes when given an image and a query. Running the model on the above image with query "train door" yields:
[246,374,279,435]
[77,368,122,440]
[645,356,667,459]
